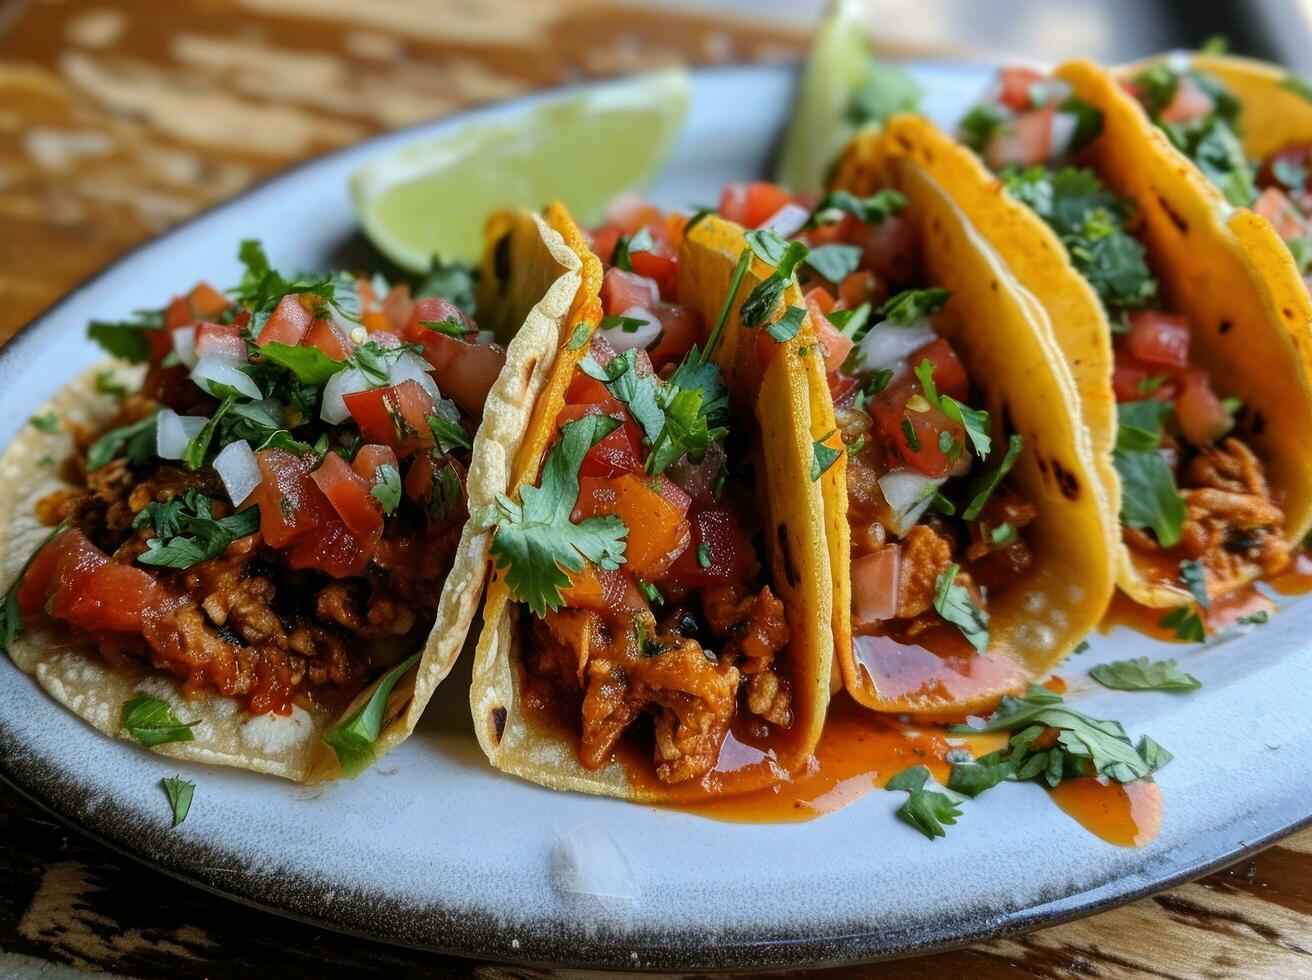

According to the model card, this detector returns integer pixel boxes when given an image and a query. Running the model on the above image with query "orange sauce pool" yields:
[1049,776,1163,847]
[673,694,1004,823]
[1270,552,1312,596]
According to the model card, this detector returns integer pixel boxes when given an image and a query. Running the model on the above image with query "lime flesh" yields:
[352,68,691,270]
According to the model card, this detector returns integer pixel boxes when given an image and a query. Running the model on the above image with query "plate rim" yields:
[2,59,1310,973]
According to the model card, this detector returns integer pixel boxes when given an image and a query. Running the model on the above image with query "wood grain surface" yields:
[0,1,1308,977]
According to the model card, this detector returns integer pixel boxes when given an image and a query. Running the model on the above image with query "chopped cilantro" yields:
[1089,656,1201,691]
[161,776,195,827]
[914,358,992,458]
[370,463,402,516]
[806,188,907,229]
[427,399,472,453]
[134,489,261,569]
[120,694,196,747]
[804,244,862,283]
[87,308,165,364]
[697,542,711,568]
[322,652,420,776]
[961,434,1024,522]
[566,321,592,350]
[766,305,806,343]
[86,411,160,471]
[489,415,630,616]
[412,255,478,315]
[95,369,129,398]
[258,341,346,385]
[811,432,842,481]
[1160,604,1206,642]
[933,563,989,651]
[900,417,920,452]
[1178,558,1209,610]
[29,412,58,434]
[611,227,656,272]
[885,764,963,840]
[878,288,950,325]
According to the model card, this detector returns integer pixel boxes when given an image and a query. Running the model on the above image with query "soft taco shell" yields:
[471,207,836,802]
[1056,57,1312,604]
[0,212,583,782]
[828,139,1118,713]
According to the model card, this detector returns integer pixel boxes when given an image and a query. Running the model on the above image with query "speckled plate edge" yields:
[0,62,1310,973]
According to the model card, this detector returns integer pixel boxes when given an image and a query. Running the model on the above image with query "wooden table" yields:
[0,1,1308,976]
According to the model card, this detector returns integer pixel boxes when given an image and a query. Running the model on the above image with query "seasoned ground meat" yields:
[964,492,1038,592]
[530,581,791,785]
[1178,438,1288,595]
[895,524,956,619]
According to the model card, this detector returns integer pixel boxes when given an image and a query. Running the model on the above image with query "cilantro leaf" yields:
[419,317,467,338]
[580,351,666,444]
[161,776,195,827]
[120,694,197,747]
[611,227,656,272]
[86,411,160,471]
[1178,558,1209,610]
[134,489,260,569]
[258,341,346,385]
[1115,449,1185,548]
[412,255,478,315]
[811,431,842,482]
[914,358,992,458]
[348,340,423,388]
[885,765,963,840]
[370,463,402,515]
[879,288,950,325]
[740,240,810,328]
[804,244,863,284]
[427,398,472,453]
[806,188,907,228]
[704,248,753,362]
[95,370,129,398]
[489,415,630,616]
[1089,656,1201,691]
[426,462,463,521]
[933,563,990,651]
[1160,604,1206,642]
[29,412,59,434]
[565,321,592,350]
[87,308,165,363]
[322,652,420,777]
[766,305,806,343]
[961,433,1024,522]
[182,396,236,471]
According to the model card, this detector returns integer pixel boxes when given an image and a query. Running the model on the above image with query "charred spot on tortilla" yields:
[1251,410,1268,435]
[1155,192,1188,234]
[491,705,507,744]
[1219,320,1233,334]
[1052,460,1081,500]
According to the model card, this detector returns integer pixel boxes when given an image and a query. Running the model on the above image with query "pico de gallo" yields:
[488,196,797,786]
[714,179,1031,661]
[965,68,1291,624]
[1124,58,1312,289]
[8,242,503,723]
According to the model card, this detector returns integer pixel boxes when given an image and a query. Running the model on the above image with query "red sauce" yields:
[1206,587,1275,630]
[1049,776,1163,847]
[669,694,1005,823]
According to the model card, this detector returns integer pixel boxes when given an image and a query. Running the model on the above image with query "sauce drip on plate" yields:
[1049,776,1163,847]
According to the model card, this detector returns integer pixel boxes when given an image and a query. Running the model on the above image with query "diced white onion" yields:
[387,350,441,402]
[755,202,810,238]
[213,439,261,505]
[172,326,197,369]
[191,355,262,400]
[320,366,369,424]
[878,468,946,536]
[851,318,937,376]
[156,409,208,459]
[602,305,663,352]
[1048,111,1078,160]
[549,823,638,902]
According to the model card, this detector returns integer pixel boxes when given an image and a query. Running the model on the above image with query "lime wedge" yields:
[352,67,691,271]
[775,0,920,194]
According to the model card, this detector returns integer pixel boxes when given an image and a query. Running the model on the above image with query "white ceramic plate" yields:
[2,62,1311,972]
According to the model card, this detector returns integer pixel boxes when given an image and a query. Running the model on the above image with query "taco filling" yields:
[965,68,1291,605]
[10,245,503,720]
[717,180,1031,665]
[489,200,792,786]
[1123,59,1312,290]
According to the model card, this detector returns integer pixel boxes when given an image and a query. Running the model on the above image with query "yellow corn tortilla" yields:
[0,210,584,782]
[470,206,836,802]
[1053,58,1312,604]
[828,137,1118,713]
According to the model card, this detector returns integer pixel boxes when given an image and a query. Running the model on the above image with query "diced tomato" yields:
[405,297,473,340]
[410,329,504,418]
[718,181,794,230]
[187,282,230,319]
[286,516,376,579]
[827,370,863,406]
[573,474,690,579]
[601,267,660,317]
[647,303,702,368]
[381,284,415,332]
[164,296,193,330]
[985,106,1056,171]
[1254,187,1308,242]
[591,225,622,267]
[908,337,968,400]
[351,443,399,484]
[1125,310,1190,367]
[404,453,468,521]
[998,66,1047,111]
[304,318,354,361]
[17,530,166,634]
[560,563,647,614]
[257,294,314,347]
[556,398,644,478]
[1175,368,1234,445]
[1112,353,1177,403]
[1160,75,1215,124]
[812,301,855,373]
[851,545,901,627]
[629,237,679,298]
[195,321,246,360]
[311,452,383,538]
[849,213,919,286]
[869,375,964,478]
[838,270,878,308]
[344,379,437,457]
[251,449,335,547]
[804,286,837,318]
[667,506,757,586]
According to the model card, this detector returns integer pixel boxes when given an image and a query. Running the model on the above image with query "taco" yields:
[0,213,581,782]
[723,147,1116,716]
[910,60,1312,614]
[470,197,835,802]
